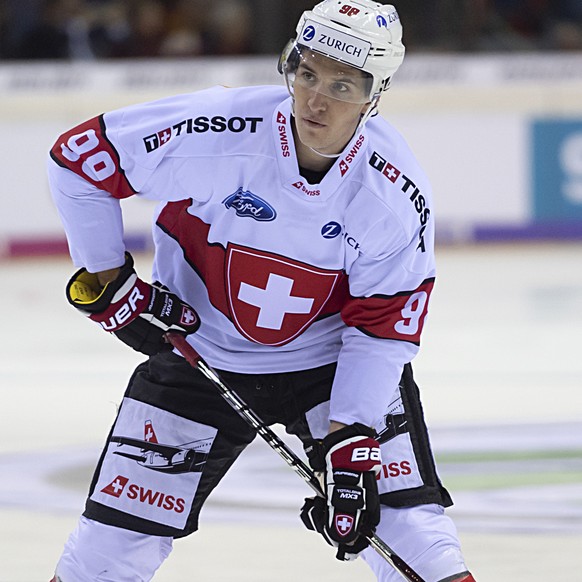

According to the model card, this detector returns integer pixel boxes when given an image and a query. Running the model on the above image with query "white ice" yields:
[1,243,581,581]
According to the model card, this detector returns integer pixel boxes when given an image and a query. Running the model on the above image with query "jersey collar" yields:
[272,97,369,202]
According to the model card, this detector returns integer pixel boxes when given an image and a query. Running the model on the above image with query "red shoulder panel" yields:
[341,278,435,345]
[50,115,136,199]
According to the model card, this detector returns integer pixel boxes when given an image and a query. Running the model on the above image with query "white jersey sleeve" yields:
[328,123,436,427]
[47,161,125,272]
[48,85,263,270]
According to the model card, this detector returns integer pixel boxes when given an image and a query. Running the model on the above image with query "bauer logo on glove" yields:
[66,252,200,355]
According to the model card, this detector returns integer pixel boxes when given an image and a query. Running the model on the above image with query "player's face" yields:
[291,52,371,167]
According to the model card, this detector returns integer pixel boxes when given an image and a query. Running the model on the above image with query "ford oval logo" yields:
[223,188,276,221]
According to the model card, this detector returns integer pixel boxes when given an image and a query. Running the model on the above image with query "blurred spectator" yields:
[0,4,10,58]
[548,0,582,50]
[86,0,132,58]
[547,20,582,50]
[491,0,582,51]
[160,0,208,57]
[107,0,167,58]
[492,0,551,42]
[205,0,254,55]
[1,0,582,60]
[17,0,96,59]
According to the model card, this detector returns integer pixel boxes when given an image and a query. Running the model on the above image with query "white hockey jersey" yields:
[48,85,436,427]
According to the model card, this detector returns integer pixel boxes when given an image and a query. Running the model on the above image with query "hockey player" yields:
[47,1,476,580]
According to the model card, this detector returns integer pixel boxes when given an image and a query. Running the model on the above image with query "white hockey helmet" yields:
[279,0,405,102]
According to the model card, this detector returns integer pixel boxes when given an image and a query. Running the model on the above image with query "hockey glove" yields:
[300,423,381,561]
[66,252,200,355]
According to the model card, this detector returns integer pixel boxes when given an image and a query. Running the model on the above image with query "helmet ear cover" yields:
[277,39,300,75]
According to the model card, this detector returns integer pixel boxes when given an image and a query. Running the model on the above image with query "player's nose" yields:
[307,87,327,112]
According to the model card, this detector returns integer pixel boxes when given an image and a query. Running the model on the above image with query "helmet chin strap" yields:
[300,97,380,160]
[287,94,380,160]
[308,146,341,159]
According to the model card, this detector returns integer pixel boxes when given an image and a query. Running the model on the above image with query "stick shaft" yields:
[166,333,425,582]
[198,357,323,494]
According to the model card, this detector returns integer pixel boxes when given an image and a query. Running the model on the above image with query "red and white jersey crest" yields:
[226,244,343,346]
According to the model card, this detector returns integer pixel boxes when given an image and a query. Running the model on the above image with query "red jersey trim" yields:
[342,278,435,345]
[50,114,137,199]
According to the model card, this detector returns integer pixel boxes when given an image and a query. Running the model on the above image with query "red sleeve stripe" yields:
[50,114,137,199]
[341,278,435,345]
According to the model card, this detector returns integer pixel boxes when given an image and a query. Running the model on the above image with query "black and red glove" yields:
[66,252,200,355]
[300,423,381,561]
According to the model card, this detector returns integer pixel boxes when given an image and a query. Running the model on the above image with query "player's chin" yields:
[298,128,330,152]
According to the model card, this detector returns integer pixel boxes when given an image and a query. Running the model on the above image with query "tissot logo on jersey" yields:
[143,115,263,152]
[369,151,431,252]
[369,151,401,183]
[101,475,185,513]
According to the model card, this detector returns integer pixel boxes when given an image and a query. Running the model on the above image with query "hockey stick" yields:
[166,333,425,582]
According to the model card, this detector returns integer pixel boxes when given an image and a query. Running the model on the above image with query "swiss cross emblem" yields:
[101,475,129,498]
[225,243,342,346]
[180,306,198,326]
[144,420,158,443]
[157,127,172,145]
[382,162,401,183]
[335,514,354,536]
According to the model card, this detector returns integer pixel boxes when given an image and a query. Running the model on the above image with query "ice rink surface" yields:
[1,243,581,581]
